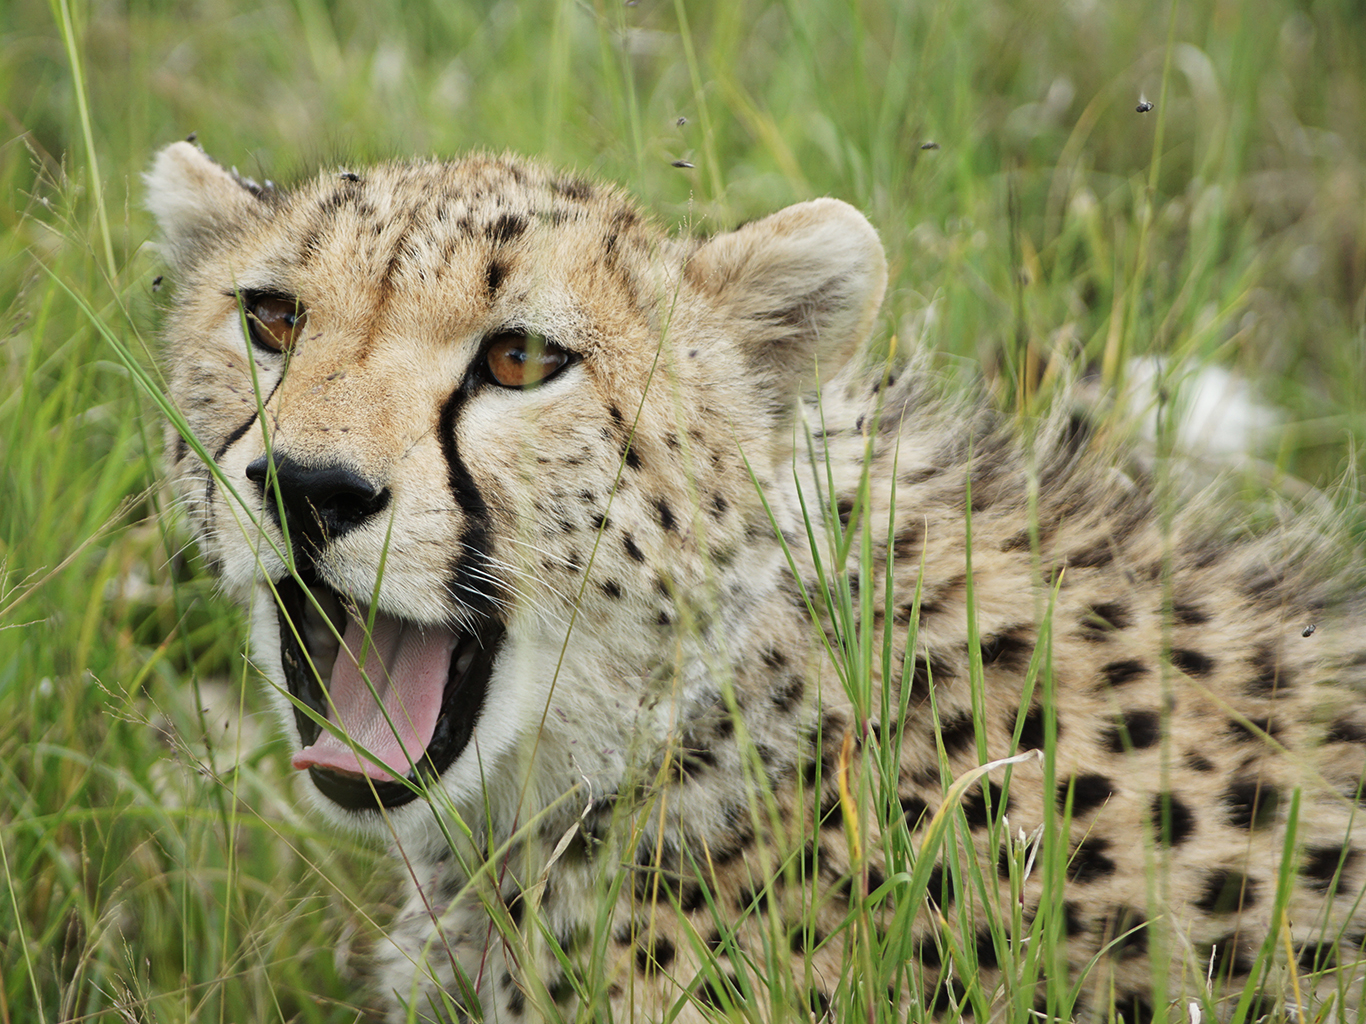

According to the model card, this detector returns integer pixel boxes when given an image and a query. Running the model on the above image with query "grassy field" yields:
[4,0,1366,1020]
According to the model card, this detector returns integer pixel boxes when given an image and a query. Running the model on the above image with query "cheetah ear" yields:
[144,141,266,270]
[685,198,887,394]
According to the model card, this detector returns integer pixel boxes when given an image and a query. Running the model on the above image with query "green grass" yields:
[4,0,1366,1020]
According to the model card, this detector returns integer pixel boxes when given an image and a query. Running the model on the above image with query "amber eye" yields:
[245,295,307,353]
[484,332,571,388]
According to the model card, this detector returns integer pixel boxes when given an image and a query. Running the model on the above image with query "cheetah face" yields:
[145,143,886,834]
[230,319,582,814]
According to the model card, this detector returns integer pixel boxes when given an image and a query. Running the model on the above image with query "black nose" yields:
[246,453,390,555]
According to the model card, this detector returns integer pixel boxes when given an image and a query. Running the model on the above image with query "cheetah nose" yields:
[246,453,390,555]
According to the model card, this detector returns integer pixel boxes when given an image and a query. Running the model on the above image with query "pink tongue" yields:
[292,608,457,782]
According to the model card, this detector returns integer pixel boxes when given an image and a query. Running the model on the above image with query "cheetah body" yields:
[146,142,1366,1022]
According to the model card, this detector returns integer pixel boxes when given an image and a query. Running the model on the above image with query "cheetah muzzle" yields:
[248,448,507,811]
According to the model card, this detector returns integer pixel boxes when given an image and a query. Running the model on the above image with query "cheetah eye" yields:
[484,332,571,388]
[243,294,308,353]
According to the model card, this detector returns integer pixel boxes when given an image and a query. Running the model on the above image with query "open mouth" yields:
[274,575,504,811]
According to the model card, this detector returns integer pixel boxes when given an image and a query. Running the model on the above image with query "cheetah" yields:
[146,140,1366,1023]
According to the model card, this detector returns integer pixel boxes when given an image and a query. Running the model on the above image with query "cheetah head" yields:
[146,142,886,839]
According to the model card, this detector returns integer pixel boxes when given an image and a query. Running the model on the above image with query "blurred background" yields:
[3,0,1365,1019]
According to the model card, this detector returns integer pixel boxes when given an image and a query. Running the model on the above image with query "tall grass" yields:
[3,0,1366,1019]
